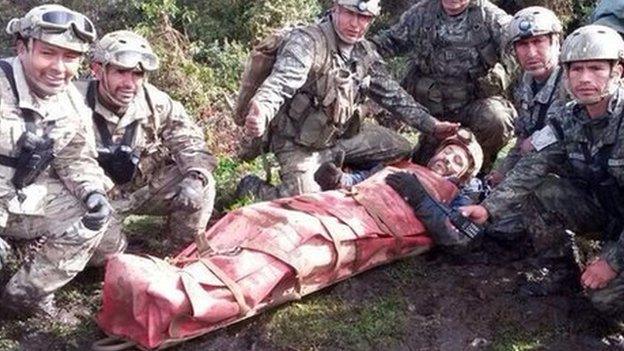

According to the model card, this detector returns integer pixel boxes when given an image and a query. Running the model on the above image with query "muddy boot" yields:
[235,174,267,200]
[517,256,581,297]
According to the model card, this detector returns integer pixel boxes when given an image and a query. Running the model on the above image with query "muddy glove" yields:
[82,192,112,231]
[314,151,345,191]
[385,172,473,248]
[171,172,206,212]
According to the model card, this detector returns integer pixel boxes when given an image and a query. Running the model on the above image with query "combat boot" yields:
[235,174,267,200]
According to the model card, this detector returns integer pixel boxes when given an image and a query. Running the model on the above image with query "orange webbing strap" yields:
[197,258,251,315]
[239,239,304,297]
[350,190,404,248]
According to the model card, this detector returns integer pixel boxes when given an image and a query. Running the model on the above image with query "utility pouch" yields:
[295,110,339,149]
[12,132,55,189]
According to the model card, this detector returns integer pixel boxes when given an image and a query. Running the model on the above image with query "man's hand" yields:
[485,170,504,187]
[245,101,268,137]
[458,205,489,225]
[582,258,618,290]
[171,173,206,212]
[519,137,535,155]
[432,121,460,140]
[82,193,112,231]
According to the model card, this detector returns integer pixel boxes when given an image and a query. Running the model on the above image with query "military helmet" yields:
[560,25,624,64]
[436,128,484,180]
[91,30,159,71]
[335,0,381,16]
[5,4,96,53]
[508,6,562,45]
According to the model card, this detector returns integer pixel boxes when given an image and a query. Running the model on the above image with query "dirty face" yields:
[567,60,622,105]
[18,39,82,97]
[427,144,471,179]
[94,63,145,108]
[514,34,559,81]
[332,5,374,44]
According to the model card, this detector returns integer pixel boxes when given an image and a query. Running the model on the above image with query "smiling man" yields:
[487,7,567,186]
[462,26,624,311]
[75,30,217,255]
[0,5,112,318]
[236,0,459,201]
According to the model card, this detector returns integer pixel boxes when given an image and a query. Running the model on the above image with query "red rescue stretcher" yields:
[95,164,457,350]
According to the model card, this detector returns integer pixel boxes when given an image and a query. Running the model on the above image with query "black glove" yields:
[82,192,112,231]
[314,150,345,191]
[172,173,206,212]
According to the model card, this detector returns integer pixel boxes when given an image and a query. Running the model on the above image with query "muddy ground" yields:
[2,227,623,351]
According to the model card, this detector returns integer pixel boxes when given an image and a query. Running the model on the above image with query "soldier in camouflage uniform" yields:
[487,7,567,186]
[372,0,517,171]
[0,5,112,316]
[239,0,459,201]
[76,30,217,255]
[462,26,624,313]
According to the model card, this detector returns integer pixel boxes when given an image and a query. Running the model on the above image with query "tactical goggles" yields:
[108,50,159,71]
[36,10,96,42]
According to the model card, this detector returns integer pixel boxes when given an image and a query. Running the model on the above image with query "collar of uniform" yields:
[532,66,562,105]
[94,85,150,131]
[571,86,624,146]
[10,57,74,122]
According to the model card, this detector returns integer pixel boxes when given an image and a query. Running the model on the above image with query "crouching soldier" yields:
[77,30,217,256]
[0,5,112,316]
[236,0,459,201]
[463,26,624,312]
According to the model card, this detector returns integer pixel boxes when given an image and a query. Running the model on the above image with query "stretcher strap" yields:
[198,258,251,315]
[351,191,403,248]
[239,240,303,297]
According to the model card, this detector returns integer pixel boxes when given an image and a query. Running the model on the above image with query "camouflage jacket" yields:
[484,85,624,271]
[75,81,216,190]
[496,66,566,175]
[251,19,438,150]
[372,0,512,114]
[0,57,108,218]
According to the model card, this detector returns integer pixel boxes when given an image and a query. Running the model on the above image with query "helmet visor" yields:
[110,50,159,71]
[39,10,96,42]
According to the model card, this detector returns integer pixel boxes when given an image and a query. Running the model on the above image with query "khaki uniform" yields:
[483,85,624,314]
[373,0,516,170]
[75,81,217,257]
[251,19,438,200]
[0,58,109,307]
[496,66,567,176]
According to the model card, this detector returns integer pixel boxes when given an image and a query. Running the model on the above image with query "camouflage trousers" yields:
[1,180,106,309]
[412,96,516,172]
[254,123,412,201]
[92,165,216,265]
[508,175,624,313]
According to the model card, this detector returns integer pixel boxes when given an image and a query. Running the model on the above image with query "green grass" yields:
[266,291,408,350]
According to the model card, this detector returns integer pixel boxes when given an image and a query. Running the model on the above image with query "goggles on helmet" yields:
[35,10,96,42]
[107,50,159,71]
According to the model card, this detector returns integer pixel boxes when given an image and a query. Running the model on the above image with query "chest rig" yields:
[0,60,55,190]
[276,21,376,150]
[86,81,142,185]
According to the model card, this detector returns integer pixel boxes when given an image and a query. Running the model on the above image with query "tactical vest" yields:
[272,20,377,150]
[402,0,504,115]
[552,104,624,239]
[515,69,563,139]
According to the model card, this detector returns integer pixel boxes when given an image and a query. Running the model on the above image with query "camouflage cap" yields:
[508,6,562,44]
[5,4,96,53]
[560,25,624,64]
[335,0,381,16]
[91,30,159,71]
[436,128,484,180]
